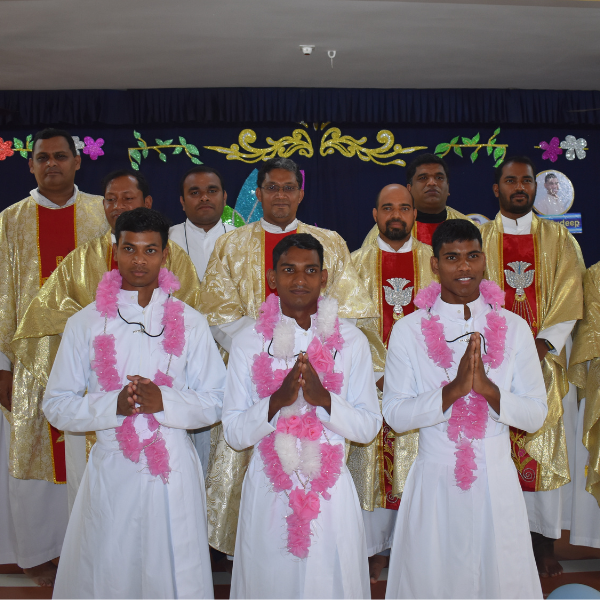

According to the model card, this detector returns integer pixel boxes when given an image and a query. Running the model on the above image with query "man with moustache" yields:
[347,184,435,582]
[199,157,375,557]
[362,154,472,247]
[480,156,584,577]
[0,128,108,586]
[11,170,202,508]
[170,166,236,281]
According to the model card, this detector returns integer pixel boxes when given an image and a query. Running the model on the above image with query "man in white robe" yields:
[169,165,235,474]
[43,207,226,599]
[223,233,382,599]
[383,219,547,599]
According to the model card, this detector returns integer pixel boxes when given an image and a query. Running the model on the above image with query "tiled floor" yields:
[1,531,599,599]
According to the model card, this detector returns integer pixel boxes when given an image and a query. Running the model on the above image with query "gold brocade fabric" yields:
[347,236,435,510]
[361,205,475,247]
[568,262,600,506]
[0,193,108,481]
[199,220,376,554]
[481,212,584,491]
[9,230,201,482]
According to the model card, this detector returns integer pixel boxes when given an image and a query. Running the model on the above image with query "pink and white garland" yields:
[414,279,507,491]
[91,268,185,483]
[252,294,345,558]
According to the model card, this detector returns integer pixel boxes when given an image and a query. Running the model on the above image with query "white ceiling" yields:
[0,0,599,90]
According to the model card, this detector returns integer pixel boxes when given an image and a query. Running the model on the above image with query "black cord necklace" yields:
[266,337,338,360]
[445,331,488,355]
[117,308,165,338]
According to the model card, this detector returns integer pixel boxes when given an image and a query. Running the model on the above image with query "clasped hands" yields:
[442,333,500,414]
[268,352,331,421]
[116,375,164,416]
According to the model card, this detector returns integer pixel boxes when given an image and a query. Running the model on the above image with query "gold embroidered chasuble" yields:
[347,237,435,510]
[361,205,474,248]
[9,230,202,482]
[0,193,108,482]
[568,261,600,506]
[199,219,377,555]
[480,212,584,492]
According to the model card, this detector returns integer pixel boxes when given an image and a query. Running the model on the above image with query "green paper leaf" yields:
[134,130,141,140]
[137,140,145,148]
[129,149,141,164]
[461,137,472,146]
[142,149,148,159]
[221,205,234,226]
[173,147,183,155]
[26,134,32,143]
[20,151,27,158]
[454,147,463,157]
[190,157,203,165]
[179,136,187,146]
[493,127,501,137]
[186,144,199,156]
[131,161,140,171]
[471,150,478,163]
[494,147,504,160]
[155,138,165,146]
[450,136,459,145]
[13,138,23,149]
[434,143,450,155]
[159,153,167,162]
[486,145,493,156]
[494,158,503,168]
[472,132,480,144]
[233,211,245,227]
[163,139,173,146]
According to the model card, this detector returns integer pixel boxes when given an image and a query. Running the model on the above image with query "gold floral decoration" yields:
[320,128,427,166]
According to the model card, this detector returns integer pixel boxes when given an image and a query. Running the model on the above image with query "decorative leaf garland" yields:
[0,134,104,161]
[128,131,202,170]
[434,128,507,167]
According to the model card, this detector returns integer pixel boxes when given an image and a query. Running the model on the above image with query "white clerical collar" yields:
[260,218,298,234]
[501,210,533,235]
[117,286,166,308]
[185,218,226,240]
[111,233,116,244]
[31,185,79,209]
[433,292,487,323]
[377,235,412,254]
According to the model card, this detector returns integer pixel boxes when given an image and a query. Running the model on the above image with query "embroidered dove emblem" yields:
[384,278,413,318]
[504,261,534,297]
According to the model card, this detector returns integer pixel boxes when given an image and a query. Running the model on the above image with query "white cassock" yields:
[383,293,547,599]
[43,288,226,599]
[500,212,577,538]
[223,316,382,599]
[169,218,235,474]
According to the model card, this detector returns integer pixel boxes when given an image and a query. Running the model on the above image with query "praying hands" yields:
[116,375,164,416]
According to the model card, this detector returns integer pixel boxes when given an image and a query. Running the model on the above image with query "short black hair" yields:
[102,169,150,198]
[431,219,482,258]
[257,158,303,189]
[32,128,77,157]
[179,165,226,197]
[272,233,324,270]
[494,156,537,185]
[406,153,449,186]
[545,172,558,183]
[115,207,171,250]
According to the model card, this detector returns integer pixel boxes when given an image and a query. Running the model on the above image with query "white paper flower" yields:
[71,135,85,155]
[560,135,587,160]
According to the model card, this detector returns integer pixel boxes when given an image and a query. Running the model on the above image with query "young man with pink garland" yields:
[42,208,226,599]
[383,219,547,599]
[222,233,382,599]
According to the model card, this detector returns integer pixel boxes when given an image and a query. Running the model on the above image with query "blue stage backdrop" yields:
[0,88,598,265]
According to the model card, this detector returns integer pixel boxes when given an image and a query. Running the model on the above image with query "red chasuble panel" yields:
[414,221,441,246]
[502,233,540,492]
[379,250,416,510]
[37,204,78,484]
[264,229,297,298]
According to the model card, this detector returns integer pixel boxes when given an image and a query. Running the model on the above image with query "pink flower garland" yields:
[416,280,507,490]
[252,296,345,558]
[92,268,186,484]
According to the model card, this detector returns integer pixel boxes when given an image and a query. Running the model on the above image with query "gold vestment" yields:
[0,193,108,482]
[10,230,202,481]
[199,220,377,554]
[568,261,600,506]
[361,205,474,247]
[480,212,584,491]
[347,236,435,510]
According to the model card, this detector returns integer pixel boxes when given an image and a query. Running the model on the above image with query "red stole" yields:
[106,239,118,271]
[264,229,297,298]
[36,203,78,484]
[414,221,441,246]
[379,249,416,510]
[502,233,541,492]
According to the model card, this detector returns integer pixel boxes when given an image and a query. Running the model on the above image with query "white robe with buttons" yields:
[383,293,547,599]
[43,288,226,599]
[223,316,382,599]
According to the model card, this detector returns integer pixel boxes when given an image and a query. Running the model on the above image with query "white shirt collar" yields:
[260,218,299,234]
[30,185,79,209]
[117,286,166,308]
[185,218,226,239]
[377,235,412,254]
[501,210,533,235]
[433,293,488,323]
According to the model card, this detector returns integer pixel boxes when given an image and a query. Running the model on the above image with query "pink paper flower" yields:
[162,299,185,357]
[158,268,181,294]
[307,337,335,374]
[539,137,563,163]
[287,415,305,437]
[154,370,173,388]
[421,315,454,369]
[0,138,14,161]
[95,269,122,318]
[83,136,105,160]
[255,294,280,340]
[414,282,441,310]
